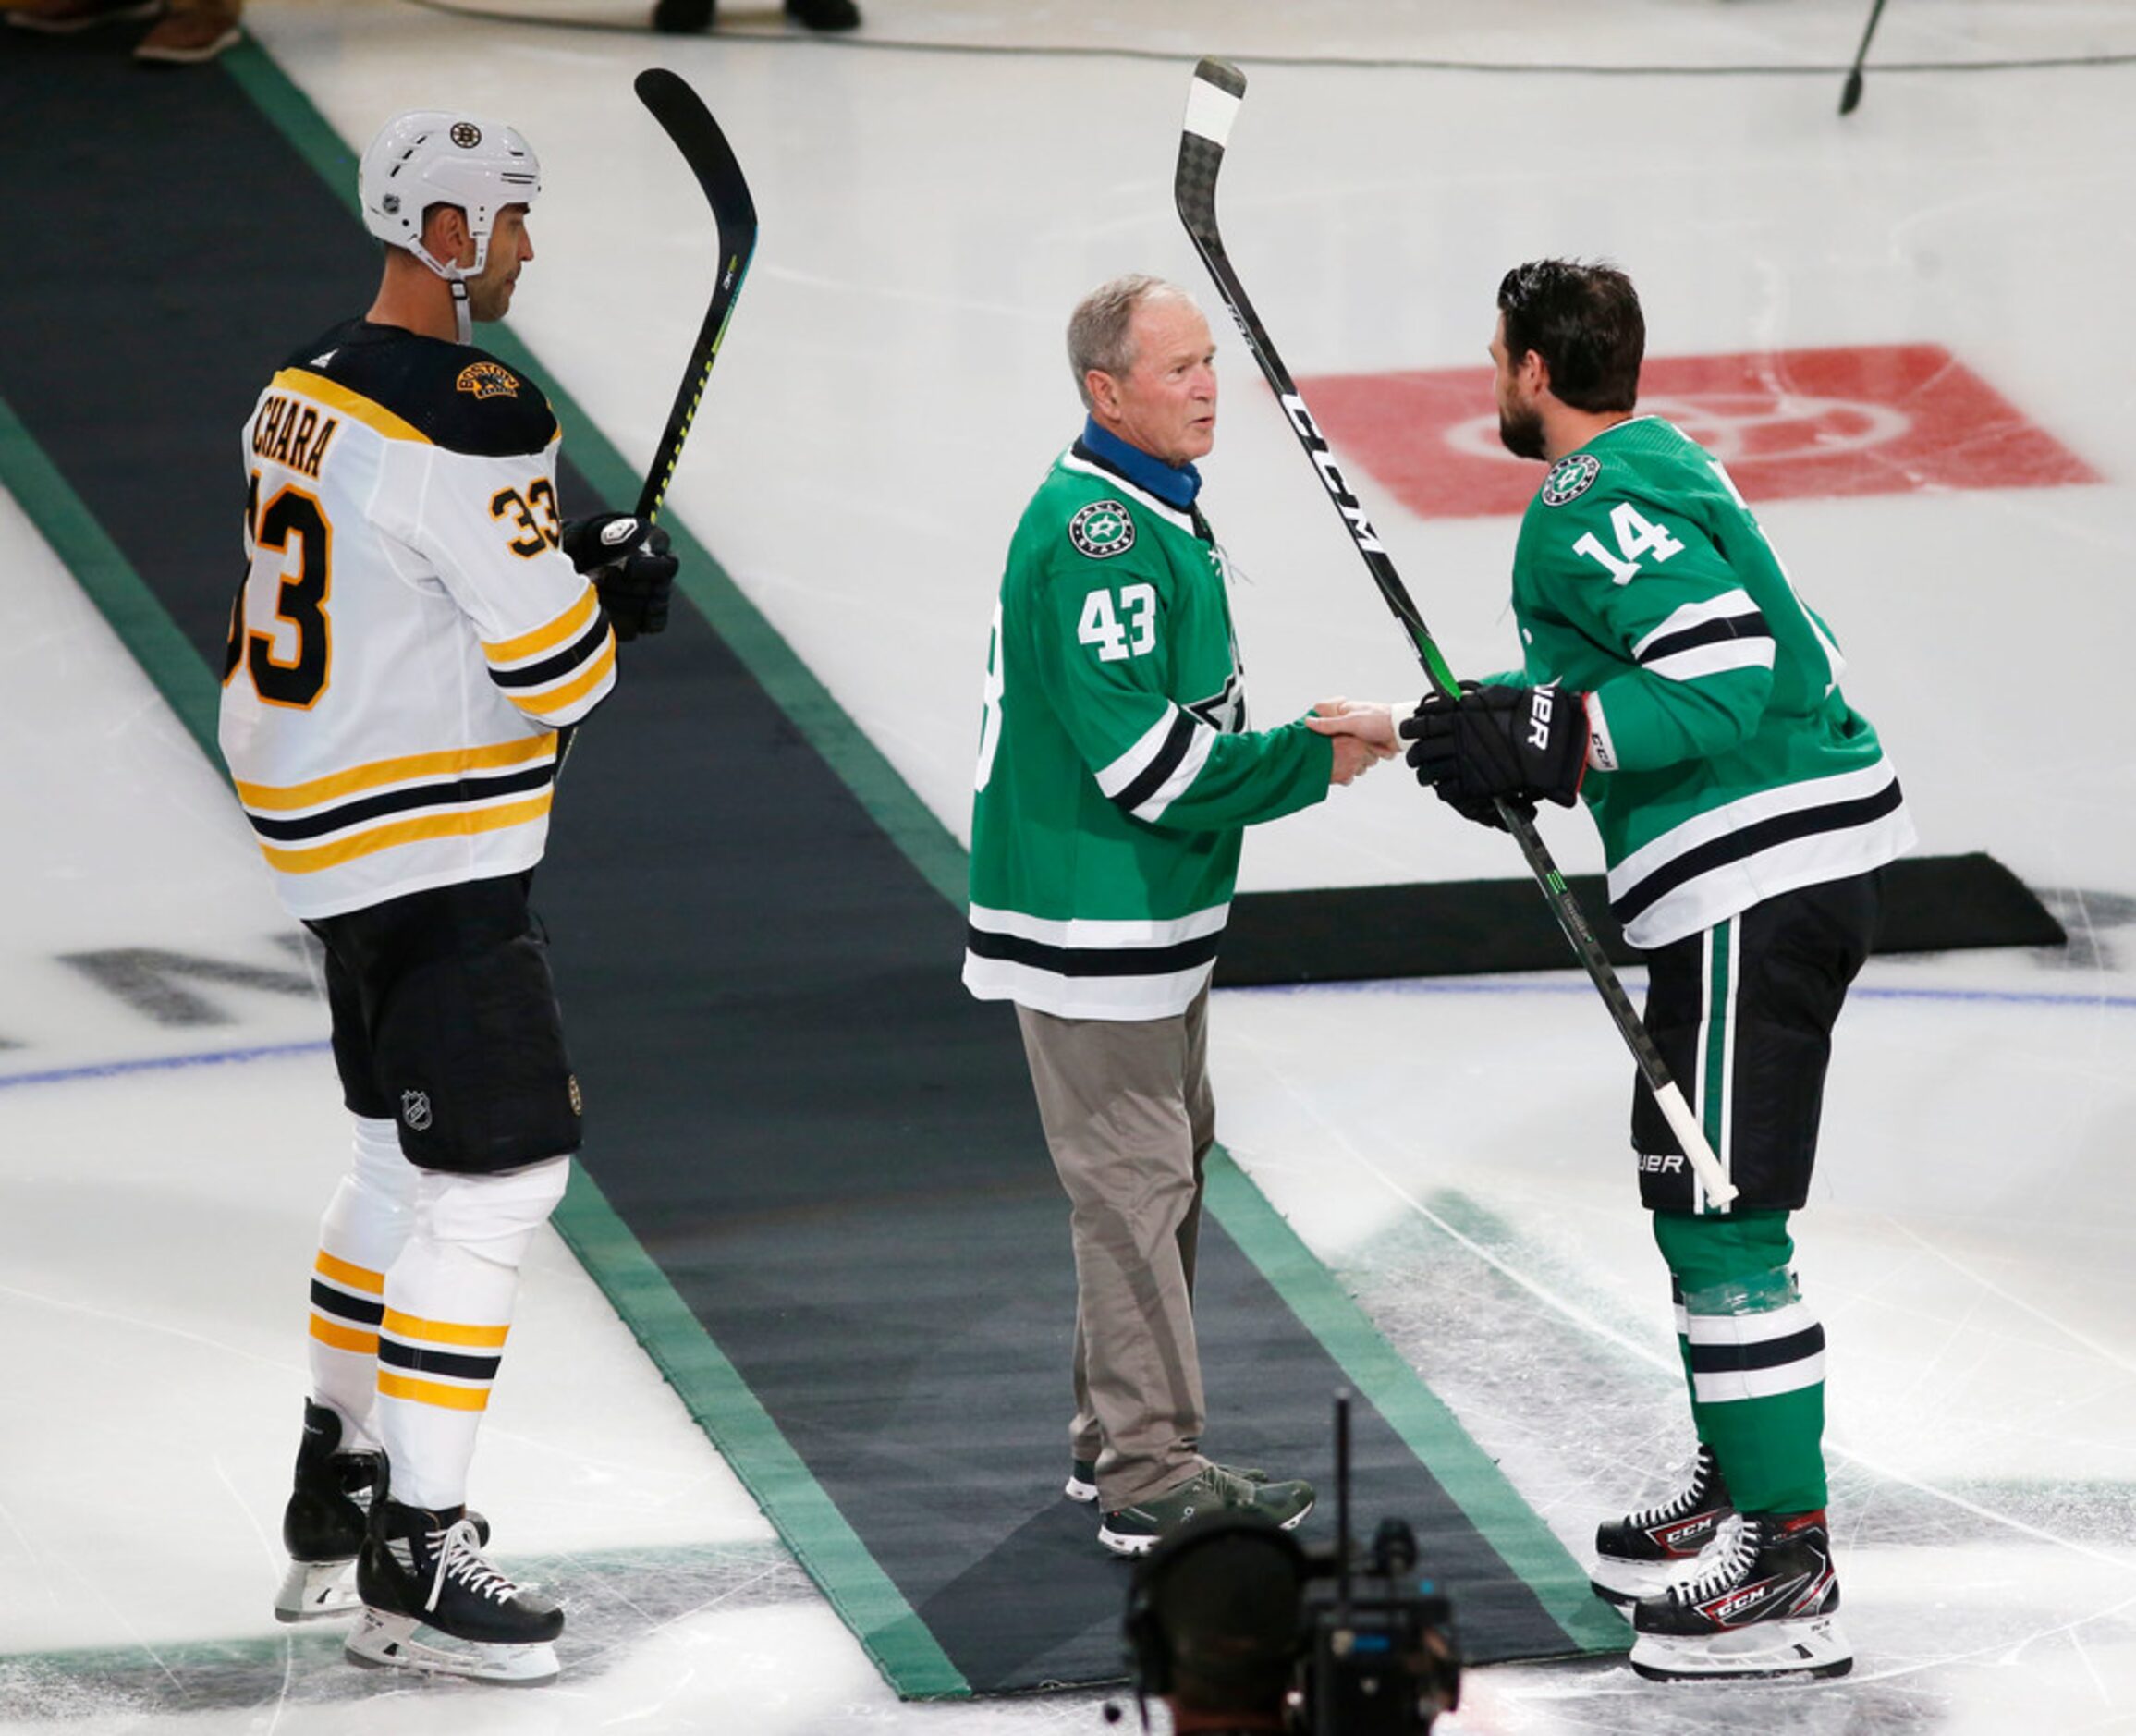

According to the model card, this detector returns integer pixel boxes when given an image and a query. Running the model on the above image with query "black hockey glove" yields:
[1398,683,1589,812]
[1439,787,1520,832]
[561,513,677,642]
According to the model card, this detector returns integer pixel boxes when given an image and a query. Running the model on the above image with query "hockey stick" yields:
[1174,57,1737,1208]
[632,67,759,523]
[1837,0,1891,116]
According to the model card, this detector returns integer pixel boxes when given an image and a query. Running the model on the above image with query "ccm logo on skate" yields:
[1708,1572,1811,1625]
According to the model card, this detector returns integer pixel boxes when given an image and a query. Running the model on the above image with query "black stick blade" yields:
[1838,70,1864,115]
[635,67,758,238]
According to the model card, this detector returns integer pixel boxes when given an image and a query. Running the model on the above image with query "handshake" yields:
[1306,684,1590,825]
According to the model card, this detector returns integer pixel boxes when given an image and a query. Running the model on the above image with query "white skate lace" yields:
[423,1517,519,1612]
[1626,1448,1717,1528]
[1668,1514,1760,1606]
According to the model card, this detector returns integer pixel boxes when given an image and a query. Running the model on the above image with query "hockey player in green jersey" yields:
[1396,261,1915,1681]
[964,273,1391,1556]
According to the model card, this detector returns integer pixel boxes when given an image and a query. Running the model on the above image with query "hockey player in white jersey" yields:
[220,110,677,1684]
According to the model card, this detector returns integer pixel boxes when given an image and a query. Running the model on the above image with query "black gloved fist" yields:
[1398,683,1589,814]
[561,513,677,642]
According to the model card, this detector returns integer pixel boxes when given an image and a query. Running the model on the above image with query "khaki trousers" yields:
[1016,988,1214,1510]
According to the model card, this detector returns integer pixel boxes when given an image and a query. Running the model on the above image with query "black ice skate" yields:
[1590,1442,1736,1607]
[275,1400,382,1621]
[345,1498,563,1685]
[1629,1509,1851,1681]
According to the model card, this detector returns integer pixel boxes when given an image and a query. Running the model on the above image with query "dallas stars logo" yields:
[1068,500,1135,559]
[1541,453,1600,507]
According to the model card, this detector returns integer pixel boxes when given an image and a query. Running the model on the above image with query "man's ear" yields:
[423,204,473,266]
[1085,368,1119,420]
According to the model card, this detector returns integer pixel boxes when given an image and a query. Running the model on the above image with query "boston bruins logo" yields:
[457,361,520,400]
[450,122,483,150]
[1068,500,1135,559]
[1541,453,1600,507]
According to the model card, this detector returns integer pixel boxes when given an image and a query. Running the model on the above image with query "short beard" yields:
[1497,402,1547,461]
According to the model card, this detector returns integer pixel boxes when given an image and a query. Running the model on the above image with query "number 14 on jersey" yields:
[1574,503,1683,585]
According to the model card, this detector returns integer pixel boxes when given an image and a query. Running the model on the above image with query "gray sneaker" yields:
[1098,1464,1312,1557]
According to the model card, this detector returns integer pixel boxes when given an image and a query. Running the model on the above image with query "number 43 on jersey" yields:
[1078,582,1156,661]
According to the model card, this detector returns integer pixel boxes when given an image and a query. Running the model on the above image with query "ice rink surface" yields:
[3,1,2134,1730]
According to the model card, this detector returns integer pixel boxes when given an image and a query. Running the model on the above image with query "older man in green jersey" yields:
[1395,260,1914,1681]
[963,274,1388,1556]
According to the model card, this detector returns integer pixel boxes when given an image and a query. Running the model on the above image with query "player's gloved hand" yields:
[1439,787,1519,832]
[1398,683,1589,811]
[561,513,677,642]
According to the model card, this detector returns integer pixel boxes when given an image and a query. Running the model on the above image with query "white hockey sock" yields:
[375,1157,568,1511]
[307,1116,417,1449]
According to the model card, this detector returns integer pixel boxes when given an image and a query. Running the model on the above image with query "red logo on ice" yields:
[1300,344,2098,520]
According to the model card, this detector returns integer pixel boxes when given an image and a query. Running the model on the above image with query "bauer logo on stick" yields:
[1069,500,1136,559]
[1541,453,1600,507]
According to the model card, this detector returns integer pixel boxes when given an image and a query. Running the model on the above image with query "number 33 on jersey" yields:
[218,322,618,922]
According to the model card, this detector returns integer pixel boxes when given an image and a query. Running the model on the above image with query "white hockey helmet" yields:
[358,111,541,302]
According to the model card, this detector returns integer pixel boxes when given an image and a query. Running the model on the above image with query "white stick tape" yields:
[1183,75,1242,148]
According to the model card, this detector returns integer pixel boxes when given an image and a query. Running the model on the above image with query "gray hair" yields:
[1068,275,1199,411]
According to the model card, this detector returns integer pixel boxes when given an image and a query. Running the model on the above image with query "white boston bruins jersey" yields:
[218,318,616,920]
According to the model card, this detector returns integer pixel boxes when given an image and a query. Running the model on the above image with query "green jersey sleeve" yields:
[1514,460,1777,773]
[1023,515,1330,834]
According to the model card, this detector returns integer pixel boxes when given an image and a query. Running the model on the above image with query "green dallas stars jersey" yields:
[1505,416,1913,950]
[962,444,1334,1019]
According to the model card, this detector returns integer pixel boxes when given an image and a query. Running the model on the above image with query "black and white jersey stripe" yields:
[963,903,1228,1018]
[1098,705,1214,823]
[1607,763,1909,947]
[1631,590,1774,682]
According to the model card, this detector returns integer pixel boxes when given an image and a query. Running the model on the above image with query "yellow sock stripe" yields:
[309,1315,378,1355]
[377,1371,492,1412]
[380,1309,512,1350]
[314,1249,385,1294]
